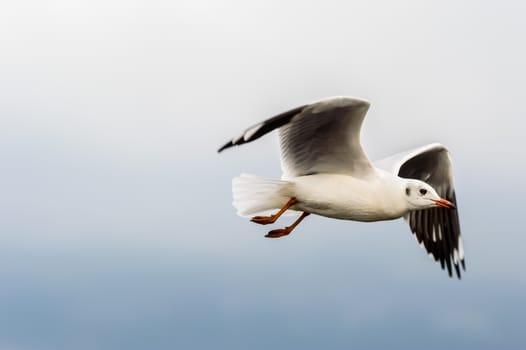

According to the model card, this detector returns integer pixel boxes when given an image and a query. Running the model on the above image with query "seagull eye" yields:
[419,188,427,195]
[405,188,410,196]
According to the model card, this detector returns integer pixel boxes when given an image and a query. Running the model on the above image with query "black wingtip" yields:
[445,257,453,277]
[454,263,461,279]
[217,141,233,153]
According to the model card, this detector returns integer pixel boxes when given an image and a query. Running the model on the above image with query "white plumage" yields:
[219,96,465,278]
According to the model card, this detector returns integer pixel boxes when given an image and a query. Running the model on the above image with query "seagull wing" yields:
[218,97,374,178]
[376,143,465,278]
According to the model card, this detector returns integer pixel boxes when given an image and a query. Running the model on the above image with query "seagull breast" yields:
[291,172,408,222]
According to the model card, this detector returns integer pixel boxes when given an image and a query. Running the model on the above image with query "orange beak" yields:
[432,198,456,209]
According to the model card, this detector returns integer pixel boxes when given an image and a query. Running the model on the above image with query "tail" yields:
[232,174,295,217]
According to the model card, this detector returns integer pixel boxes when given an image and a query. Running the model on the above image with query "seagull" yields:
[218,96,465,278]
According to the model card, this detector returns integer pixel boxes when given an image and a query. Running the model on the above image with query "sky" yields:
[1,0,525,349]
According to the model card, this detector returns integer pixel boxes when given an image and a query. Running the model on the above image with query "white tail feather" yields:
[232,174,295,217]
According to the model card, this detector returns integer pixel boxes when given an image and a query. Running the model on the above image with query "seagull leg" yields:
[265,212,310,238]
[251,198,298,225]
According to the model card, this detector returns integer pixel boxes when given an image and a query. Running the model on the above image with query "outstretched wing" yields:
[218,97,374,178]
[376,143,465,279]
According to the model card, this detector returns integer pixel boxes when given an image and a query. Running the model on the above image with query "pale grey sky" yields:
[0,1,525,349]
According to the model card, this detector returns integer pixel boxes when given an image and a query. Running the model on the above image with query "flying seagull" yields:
[218,96,465,278]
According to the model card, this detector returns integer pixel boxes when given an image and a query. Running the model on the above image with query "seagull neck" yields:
[375,169,413,214]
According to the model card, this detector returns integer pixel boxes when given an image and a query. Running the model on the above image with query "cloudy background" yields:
[1,0,525,349]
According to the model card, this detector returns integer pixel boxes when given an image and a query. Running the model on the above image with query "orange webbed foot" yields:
[264,212,310,239]
[265,227,292,238]
[250,198,298,226]
[250,215,277,225]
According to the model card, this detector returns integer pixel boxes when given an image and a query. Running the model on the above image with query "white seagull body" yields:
[219,96,465,278]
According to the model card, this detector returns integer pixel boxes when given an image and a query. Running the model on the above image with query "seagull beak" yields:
[432,198,456,209]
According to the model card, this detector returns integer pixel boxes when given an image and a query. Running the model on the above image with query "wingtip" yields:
[454,263,461,279]
[217,141,233,153]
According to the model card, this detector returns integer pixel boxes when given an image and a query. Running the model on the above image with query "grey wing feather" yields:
[279,97,373,178]
[219,96,374,178]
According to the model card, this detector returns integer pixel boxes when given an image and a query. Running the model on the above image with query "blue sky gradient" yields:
[1,1,525,349]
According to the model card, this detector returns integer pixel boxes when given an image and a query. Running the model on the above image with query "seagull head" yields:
[403,180,455,210]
